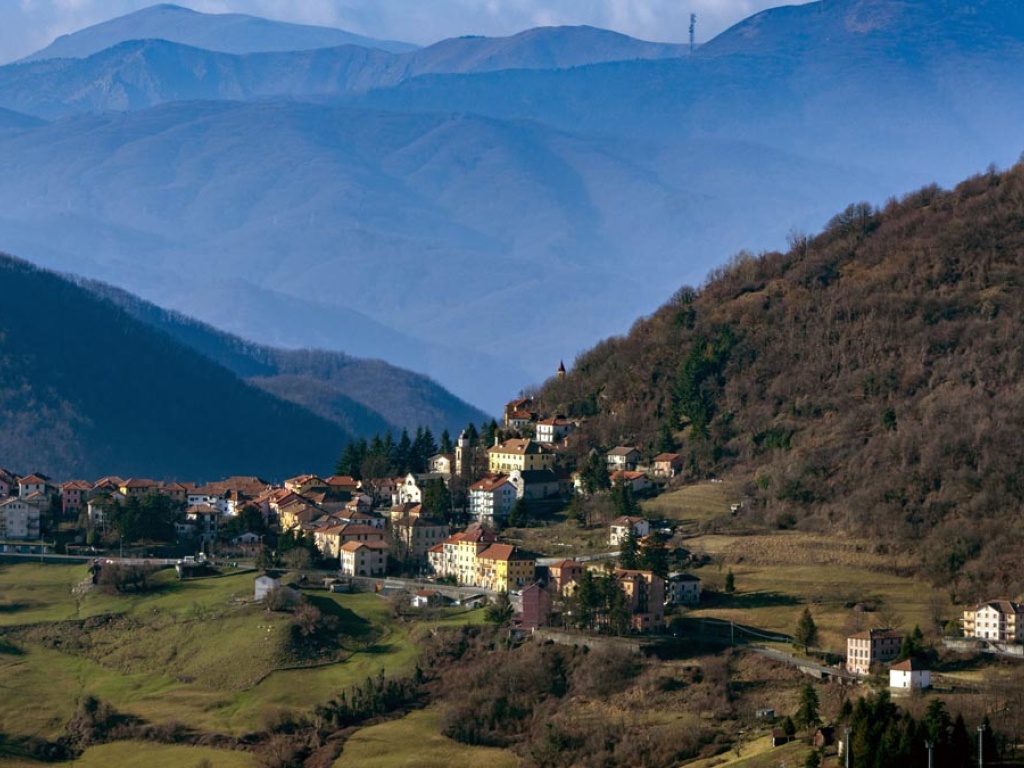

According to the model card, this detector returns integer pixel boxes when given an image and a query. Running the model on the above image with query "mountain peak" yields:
[703,0,1024,57]
[19,2,417,62]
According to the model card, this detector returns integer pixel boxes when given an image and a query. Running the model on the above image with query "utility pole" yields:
[926,740,933,768]
[845,726,851,768]
[978,724,985,768]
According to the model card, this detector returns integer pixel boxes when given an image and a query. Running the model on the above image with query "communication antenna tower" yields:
[689,13,697,54]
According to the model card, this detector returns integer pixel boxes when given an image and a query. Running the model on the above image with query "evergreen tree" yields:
[574,570,597,630]
[416,427,438,471]
[439,429,453,455]
[923,699,951,747]
[508,498,530,528]
[464,423,479,446]
[580,452,611,495]
[638,532,669,578]
[336,440,365,478]
[421,479,452,521]
[485,592,514,625]
[656,423,676,454]
[724,569,736,594]
[566,495,588,528]
[795,683,821,730]
[619,526,640,569]
[611,482,640,517]
[395,429,413,474]
[782,716,796,737]
[897,624,926,662]
[949,714,972,768]
[605,575,631,635]
[794,607,818,649]
[483,418,500,447]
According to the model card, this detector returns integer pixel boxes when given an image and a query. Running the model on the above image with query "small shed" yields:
[412,589,443,608]
[771,728,791,747]
[255,575,281,601]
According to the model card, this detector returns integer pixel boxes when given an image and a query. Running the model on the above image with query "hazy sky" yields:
[1,1,815,62]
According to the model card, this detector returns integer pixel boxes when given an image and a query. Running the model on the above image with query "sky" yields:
[0,0,815,62]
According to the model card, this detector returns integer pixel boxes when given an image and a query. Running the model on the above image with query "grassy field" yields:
[54,741,253,767]
[642,481,744,530]
[333,708,521,768]
[684,736,812,768]
[0,564,489,742]
[682,534,948,655]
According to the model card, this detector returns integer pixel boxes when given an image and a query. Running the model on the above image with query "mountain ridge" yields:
[79,278,491,436]
[1,0,1023,413]
[0,26,690,120]
[0,252,349,480]
[19,3,417,62]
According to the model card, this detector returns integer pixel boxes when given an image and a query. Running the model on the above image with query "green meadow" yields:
[0,562,480,754]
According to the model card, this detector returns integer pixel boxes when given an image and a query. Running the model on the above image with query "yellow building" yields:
[476,543,537,593]
[487,439,553,473]
[438,525,498,586]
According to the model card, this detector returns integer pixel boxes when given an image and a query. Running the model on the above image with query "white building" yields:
[339,540,388,577]
[962,600,1024,643]
[889,658,931,691]
[609,516,650,546]
[468,474,518,521]
[535,417,574,444]
[0,498,41,540]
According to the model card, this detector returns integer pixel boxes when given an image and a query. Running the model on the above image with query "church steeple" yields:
[557,360,566,380]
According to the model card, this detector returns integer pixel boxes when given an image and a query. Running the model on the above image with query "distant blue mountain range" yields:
[0,0,1022,414]
[20,3,418,60]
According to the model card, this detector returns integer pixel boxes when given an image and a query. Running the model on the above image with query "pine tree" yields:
[395,429,413,474]
[639,532,669,578]
[724,569,736,594]
[439,428,453,455]
[656,423,676,453]
[574,570,597,630]
[795,683,821,730]
[794,607,818,649]
[580,452,610,494]
[896,624,925,662]
[508,498,530,528]
[619,526,640,569]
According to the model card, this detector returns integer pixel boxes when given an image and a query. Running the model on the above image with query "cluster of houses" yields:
[842,600,1024,691]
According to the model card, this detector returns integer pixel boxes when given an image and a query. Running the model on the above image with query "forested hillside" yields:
[81,280,489,436]
[0,254,348,479]
[538,162,1024,598]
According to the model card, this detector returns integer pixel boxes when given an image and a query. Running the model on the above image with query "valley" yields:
[1,1,1024,765]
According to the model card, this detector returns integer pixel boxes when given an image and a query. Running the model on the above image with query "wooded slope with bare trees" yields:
[539,162,1024,598]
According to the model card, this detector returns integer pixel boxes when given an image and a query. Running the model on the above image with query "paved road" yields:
[749,645,856,680]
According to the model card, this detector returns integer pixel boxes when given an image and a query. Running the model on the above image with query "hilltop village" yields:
[1,389,1019,671]
[0,386,699,633]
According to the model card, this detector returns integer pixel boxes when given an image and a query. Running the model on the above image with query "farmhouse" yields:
[889,658,931,691]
